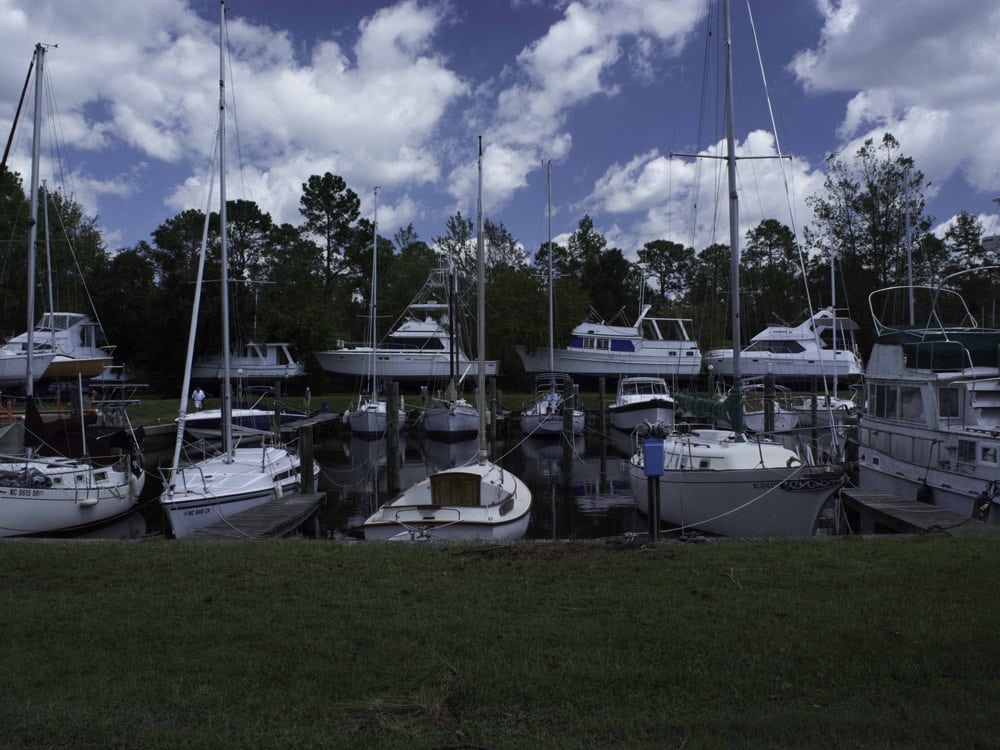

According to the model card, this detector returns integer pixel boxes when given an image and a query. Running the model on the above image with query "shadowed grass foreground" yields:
[1,536,998,749]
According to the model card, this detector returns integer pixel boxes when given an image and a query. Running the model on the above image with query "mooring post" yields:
[643,438,664,541]
[298,422,315,494]
[386,381,400,495]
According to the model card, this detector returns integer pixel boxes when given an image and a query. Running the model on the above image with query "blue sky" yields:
[3,0,1000,261]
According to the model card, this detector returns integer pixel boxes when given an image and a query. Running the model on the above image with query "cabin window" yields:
[899,387,922,421]
[873,384,897,419]
[939,387,960,418]
[958,439,976,465]
[982,445,998,465]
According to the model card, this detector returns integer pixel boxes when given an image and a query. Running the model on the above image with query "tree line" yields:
[0,132,997,396]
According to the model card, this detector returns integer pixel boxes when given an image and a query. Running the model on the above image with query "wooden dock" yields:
[186,492,325,541]
[839,488,987,535]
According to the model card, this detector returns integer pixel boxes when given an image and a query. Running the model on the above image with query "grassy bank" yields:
[1,535,998,748]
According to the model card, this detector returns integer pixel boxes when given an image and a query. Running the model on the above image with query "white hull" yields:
[0,351,57,386]
[363,460,532,542]
[162,446,313,538]
[0,454,144,537]
[520,407,585,436]
[703,352,862,380]
[629,429,842,537]
[346,400,405,438]
[609,401,674,432]
[423,400,479,438]
[314,348,497,381]
[743,408,799,434]
[517,344,701,378]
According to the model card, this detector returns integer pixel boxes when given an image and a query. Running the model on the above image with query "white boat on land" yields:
[0,44,144,537]
[191,342,304,381]
[703,306,863,383]
[1,312,113,383]
[160,2,315,539]
[516,304,702,380]
[313,266,499,382]
[364,138,532,542]
[856,279,1000,524]
[609,376,675,433]
[627,0,842,538]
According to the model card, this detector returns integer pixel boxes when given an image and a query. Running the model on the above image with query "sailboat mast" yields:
[219,0,233,460]
[25,43,44,397]
[723,0,744,434]
[370,186,379,399]
[476,136,487,461]
[546,159,554,373]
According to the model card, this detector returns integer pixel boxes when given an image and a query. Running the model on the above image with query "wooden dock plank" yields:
[840,488,986,535]
[187,492,325,541]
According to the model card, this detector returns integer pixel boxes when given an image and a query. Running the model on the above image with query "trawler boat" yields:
[516,304,702,379]
[191,342,304,381]
[856,280,1000,524]
[314,266,498,382]
[703,306,862,383]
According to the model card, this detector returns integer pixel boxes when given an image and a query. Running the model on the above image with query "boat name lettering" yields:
[4,488,42,497]
[753,481,778,490]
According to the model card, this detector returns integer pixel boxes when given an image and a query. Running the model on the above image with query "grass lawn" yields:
[1,535,998,748]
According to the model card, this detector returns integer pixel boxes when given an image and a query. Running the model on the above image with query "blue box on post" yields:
[643,439,664,477]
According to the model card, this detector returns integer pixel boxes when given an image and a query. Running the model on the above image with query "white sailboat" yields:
[363,137,533,542]
[519,161,584,437]
[159,2,315,539]
[627,0,842,538]
[0,44,144,538]
[344,187,406,438]
[421,260,479,440]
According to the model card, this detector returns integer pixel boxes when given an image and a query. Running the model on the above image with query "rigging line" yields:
[48,193,107,338]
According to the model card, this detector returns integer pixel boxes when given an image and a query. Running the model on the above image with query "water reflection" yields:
[314,427,644,540]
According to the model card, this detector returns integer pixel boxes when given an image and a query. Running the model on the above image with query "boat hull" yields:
[609,400,674,433]
[423,401,479,439]
[0,456,144,537]
[628,430,842,537]
[314,349,498,381]
[161,446,314,538]
[517,345,702,378]
[363,461,532,542]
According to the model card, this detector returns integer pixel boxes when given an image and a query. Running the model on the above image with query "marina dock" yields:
[839,488,988,535]
[186,492,325,541]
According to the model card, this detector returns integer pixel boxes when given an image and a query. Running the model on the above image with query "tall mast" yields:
[25,44,44,397]
[723,0,744,435]
[476,136,487,462]
[370,186,379,399]
[546,160,554,373]
[219,0,233,460]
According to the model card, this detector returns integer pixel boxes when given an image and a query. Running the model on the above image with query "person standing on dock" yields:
[192,387,206,411]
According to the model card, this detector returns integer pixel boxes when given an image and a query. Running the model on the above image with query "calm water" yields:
[66,418,844,540]
[314,424,646,540]
[68,421,647,540]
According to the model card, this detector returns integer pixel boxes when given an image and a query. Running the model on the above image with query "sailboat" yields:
[344,187,406,438]
[627,0,842,538]
[519,161,584,438]
[363,137,533,542]
[159,1,316,539]
[422,259,479,440]
[0,43,145,538]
